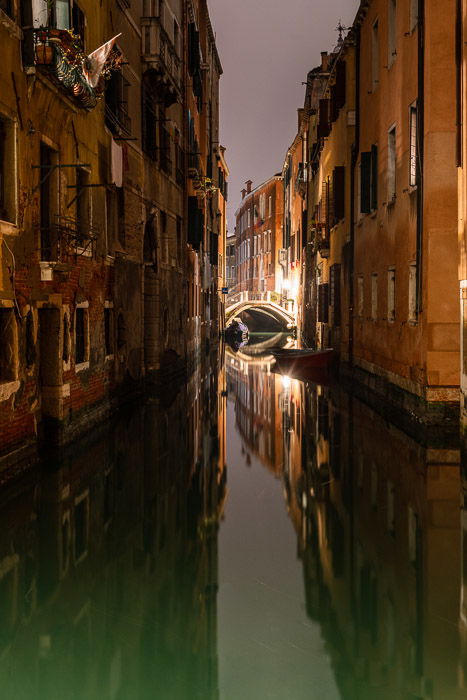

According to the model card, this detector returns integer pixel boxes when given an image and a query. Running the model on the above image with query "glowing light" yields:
[282,375,291,389]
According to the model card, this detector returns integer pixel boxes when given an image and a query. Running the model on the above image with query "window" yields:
[0,115,17,224]
[357,275,364,317]
[105,70,131,136]
[76,167,90,245]
[360,146,378,213]
[388,0,397,66]
[159,122,172,175]
[387,126,396,203]
[371,273,378,320]
[268,196,272,217]
[74,305,88,367]
[0,0,13,19]
[32,0,71,28]
[39,141,58,260]
[0,308,17,382]
[387,268,395,322]
[372,20,379,91]
[408,262,417,322]
[71,1,85,48]
[409,103,418,187]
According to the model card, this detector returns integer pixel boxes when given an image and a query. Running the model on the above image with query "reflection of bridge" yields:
[225,291,295,328]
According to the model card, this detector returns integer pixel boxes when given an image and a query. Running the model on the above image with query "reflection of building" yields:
[0,363,225,699]
[234,176,284,294]
[289,383,463,699]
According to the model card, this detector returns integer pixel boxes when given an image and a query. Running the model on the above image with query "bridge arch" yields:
[225,299,295,328]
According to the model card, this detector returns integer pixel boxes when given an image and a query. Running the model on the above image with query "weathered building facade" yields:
[349,0,459,421]
[0,0,225,464]
[234,176,283,296]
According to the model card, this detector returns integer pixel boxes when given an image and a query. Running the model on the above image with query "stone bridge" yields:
[225,291,295,329]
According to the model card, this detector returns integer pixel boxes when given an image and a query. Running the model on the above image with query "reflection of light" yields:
[282,375,291,389]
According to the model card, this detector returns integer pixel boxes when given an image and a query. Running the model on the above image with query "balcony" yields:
[141,15,181,104]
[23,28,122,112]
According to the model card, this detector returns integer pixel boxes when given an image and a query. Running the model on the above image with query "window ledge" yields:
[75,361,90,373]
[0,380,19,403]
[105,354,114,362]
[0,220,18,236]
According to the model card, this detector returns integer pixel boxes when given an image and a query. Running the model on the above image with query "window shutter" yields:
[333,166,345,222]
[360,152,371,214]
[371,144,378,210]
[318,283,329,322]
[318,99,330,138]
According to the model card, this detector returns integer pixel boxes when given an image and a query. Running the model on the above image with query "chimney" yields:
[245,179,252,193]
[321,51,329,72]
[241,188,247,200]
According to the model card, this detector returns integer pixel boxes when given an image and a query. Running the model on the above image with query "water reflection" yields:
[224,353,465,699]
[0,360,227,700]
[0,349,466,699]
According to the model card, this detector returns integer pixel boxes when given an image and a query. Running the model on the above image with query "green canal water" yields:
[0,350,465,699]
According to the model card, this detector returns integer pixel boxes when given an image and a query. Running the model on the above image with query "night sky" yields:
[208,0,360,231]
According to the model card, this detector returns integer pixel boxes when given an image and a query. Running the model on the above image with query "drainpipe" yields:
[416,0,425,314]
[349,28,360,367]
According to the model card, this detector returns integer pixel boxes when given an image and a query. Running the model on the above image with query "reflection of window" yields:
[0,114,17,224]
[409,103,418,187]
[0,309,17,382]
[371,273,378,321]
[408,262,417,322]
[74,492,89,563]
[387,268,395,322]
[387,126,396,203]
[25,310,36,368]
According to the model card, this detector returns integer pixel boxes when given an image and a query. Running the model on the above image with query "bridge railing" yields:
[226,290,283,307]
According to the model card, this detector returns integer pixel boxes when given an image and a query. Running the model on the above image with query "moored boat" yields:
[270,347,334,372]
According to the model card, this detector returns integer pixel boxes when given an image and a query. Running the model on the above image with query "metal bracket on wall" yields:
[31,163,91,195]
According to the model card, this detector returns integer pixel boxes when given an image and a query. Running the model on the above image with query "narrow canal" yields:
[0,344,464,699]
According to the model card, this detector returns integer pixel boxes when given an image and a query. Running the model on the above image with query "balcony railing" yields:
[141,16,181,97]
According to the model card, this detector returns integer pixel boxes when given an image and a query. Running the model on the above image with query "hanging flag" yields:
[83,33,122,88]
